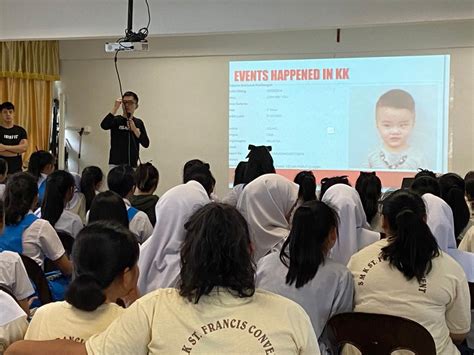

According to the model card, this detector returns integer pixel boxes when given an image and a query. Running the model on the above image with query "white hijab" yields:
[423,193,474,281]
[237,174,298,262]
[322,184,380,265]
[137,180,210,294]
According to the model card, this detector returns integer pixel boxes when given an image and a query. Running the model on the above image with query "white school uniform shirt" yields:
[321,184,380,265]
[137,181,210,294]
[35,209,83,239]
[348,239,471,355]
[423,193,474,282]
[221,183,245,207]
[123,198,153,244]
[0,251,35,300]
[0,290,28,353]
[256,253,353,354]
[459,225,474,253]
[237,174,299,262]
[22,215,66,269]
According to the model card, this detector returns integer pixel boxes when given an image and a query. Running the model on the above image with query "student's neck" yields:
[383,143,409,153]
[134,189,152,196]
[2,122,13,129]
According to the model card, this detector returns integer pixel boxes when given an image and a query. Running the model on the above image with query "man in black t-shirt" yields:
[100,91,150,168]
[0,102,28,174]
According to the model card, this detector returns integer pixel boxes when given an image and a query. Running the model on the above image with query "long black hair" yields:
[233,161,248,187]
[41,170,75,227]
[243,145,275,184]
[65,221,139,311]
[134,162,159,193]
[4,172,38,225]
[294,171,317,202]
[438,173,470,237]
[80,166,103,211]
[355,172,382,224]
[280,201,339,288]
[27,150,54,179]
[88,191,129,228]
[380,190,439,282]
[410,176,440,197]
[179,203,255,303]
[319,176,351,200]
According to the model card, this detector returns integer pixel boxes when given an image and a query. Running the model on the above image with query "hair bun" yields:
[65,273,106,312]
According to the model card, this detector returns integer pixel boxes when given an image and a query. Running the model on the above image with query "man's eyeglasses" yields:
[122,100,137,106]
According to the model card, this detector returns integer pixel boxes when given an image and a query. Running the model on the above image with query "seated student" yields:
[321,184,380,265]
[0,289,28,353]
[182,159,218,200]
[129,163,159,226]
[222,161,248,207]
[80,166,103,212]
[319,175,351,200]
[422,193,474,283]
[37,170,83,238]
[438,173,471,240]
[355,172,382,231]
[107,165,153,243]
[0,158,8,199]
[88,191,129,229]
[223,145,275,207]
[257,200,353,354]
[348,190,471,354]
[24,222,138,343]
[138,177,211,293]
[65,173,86,224]
[294,171,317,203]
[7,203,320,355]
[27,150,55,206]
[0,200,34,315]
[237,174,299,262]
[0,172,72,275]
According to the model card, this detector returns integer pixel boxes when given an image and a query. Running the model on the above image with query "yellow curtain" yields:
[0,41,59,166]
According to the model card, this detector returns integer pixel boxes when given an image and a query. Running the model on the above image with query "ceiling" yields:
[1,0,473,41]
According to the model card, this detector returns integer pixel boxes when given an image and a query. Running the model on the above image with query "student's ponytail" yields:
[65,221,139,311]
[4,173,38,225]
[380,190,439,282]
[355,172,382,224]
[294,171,316,202]
[41,170,75,227]
[439,173,470,237]
[280,200,338,288]
[81,166,104,211]
[66,274,106,312]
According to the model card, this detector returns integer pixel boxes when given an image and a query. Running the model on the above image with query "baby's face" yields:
[376,106,415,150]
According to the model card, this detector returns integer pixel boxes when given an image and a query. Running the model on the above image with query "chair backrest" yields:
[55,230,75,256]
[327,312,436,355]
[469,282,474,309]
[19,254,53,305]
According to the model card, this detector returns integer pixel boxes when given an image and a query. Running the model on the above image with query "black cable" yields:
[114,49,124,95]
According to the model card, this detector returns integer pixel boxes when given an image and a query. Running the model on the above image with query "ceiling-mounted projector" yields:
[105,41,149,53]
[105,0,150,53]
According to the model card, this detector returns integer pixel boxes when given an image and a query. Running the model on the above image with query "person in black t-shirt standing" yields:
[100,91,150,168]
[0,102,28,174]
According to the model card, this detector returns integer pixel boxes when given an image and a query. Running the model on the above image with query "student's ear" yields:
[381,215,390,233]
[122,264,139,290]
[325,227,337,252]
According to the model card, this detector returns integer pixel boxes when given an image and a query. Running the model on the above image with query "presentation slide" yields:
[229,55,450,187]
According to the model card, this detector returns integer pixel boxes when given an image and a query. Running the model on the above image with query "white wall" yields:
[59,21,474,197]
[2,0,473,40]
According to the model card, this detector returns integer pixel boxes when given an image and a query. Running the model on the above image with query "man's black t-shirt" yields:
[100,113,150,167]
[0,125,27,173]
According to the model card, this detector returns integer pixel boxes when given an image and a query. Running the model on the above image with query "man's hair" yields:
[1,102,15,111]
[107,165,135,198]
[376,89,415,114]
[122,91,139,104]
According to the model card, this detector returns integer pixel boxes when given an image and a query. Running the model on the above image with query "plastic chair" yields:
[327,312,436,355]
[19,254,53,305]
